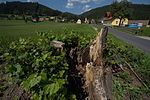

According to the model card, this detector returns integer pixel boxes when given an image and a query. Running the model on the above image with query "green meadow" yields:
[0,20,97,47]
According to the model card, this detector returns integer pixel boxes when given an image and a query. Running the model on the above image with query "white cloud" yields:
[65,0,91,9]
[92,0,105,4]
[117,0,122,2]
[27,0,38,2]
[65,0,106,14]
[68,0,91,3]
[27,0,32,2]
[65,0,107,9]
[83,5,91,12]
[117,0,130,2]
[66,2,74,8]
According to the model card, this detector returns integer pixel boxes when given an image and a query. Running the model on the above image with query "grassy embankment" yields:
[112,26,150,37]
[106,34,150,99]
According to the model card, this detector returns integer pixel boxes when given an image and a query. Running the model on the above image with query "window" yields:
[116,21,118,24]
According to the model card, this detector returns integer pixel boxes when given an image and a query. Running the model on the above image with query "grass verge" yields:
[105,34,150,99]
[112,26,150,37]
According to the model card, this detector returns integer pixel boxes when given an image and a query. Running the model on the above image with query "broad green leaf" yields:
[38,91,43,100]
[59,70,65,77]
[42,52,51,60]
[3,53,9,57]
[44,82,60,96]
[28,73,38,80]
[21,73,41,92]
[30,76,41,88]
[35,59,40,66]
[31,93,39,100]
[69,94,77,100]
[15,64,22,74]
[21,81,30,92]
[5,65,13,73]
[40,72,47,82]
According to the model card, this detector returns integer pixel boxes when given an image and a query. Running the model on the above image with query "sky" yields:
[0,0,150,14]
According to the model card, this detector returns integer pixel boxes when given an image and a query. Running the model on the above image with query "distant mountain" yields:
[0,1,62,16]
[131,4,150,20]
[0,1,78,19]
[61,12,79,20]
[80,4,150,20]
[80,5,110,20]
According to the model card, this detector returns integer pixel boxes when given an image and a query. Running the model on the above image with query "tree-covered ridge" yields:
[0,1,78,19]
[80,4,150,20]
[80,5,110,20]
[0,1,61,16]
[131,4,150,20]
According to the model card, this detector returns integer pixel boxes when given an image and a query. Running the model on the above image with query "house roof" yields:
[102,11,113,21]
[103,17,113,21]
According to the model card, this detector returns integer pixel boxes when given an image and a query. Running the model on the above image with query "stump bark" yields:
[78,27,112,100]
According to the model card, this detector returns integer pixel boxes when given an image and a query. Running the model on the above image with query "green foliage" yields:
[113,77,128,99]
[0,37,71,100]
[113,77,148,100]
[0,22,97,99]
[105,34,150,99]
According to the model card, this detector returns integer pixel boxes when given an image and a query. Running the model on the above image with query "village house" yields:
[128,20,149,26]
[90,19,96,24]
[84,18,89,24]
[102,12,128,26]
[76,19,82,24]
[50,17,55,21]
[102,12,149,27]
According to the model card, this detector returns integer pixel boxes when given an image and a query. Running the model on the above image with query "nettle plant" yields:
[0,37,76,100]
[0,30,97,100]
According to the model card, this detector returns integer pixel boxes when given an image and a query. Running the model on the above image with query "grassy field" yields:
[112,26,150,37]
[0,20,97,47]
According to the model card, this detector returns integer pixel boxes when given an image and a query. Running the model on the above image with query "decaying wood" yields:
[78,27,112,100]
[51,40,65,49]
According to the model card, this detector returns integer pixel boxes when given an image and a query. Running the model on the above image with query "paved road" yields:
[94,25,150,54]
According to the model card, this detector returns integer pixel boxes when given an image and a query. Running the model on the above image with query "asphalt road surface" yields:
[94,25,150,54]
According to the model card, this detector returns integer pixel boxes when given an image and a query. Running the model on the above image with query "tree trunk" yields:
[78,27,113,100]
[119,18,122,26]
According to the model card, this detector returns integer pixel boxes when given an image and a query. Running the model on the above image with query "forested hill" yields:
[0,1,77,18]
[80,4,150,20]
